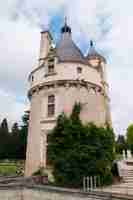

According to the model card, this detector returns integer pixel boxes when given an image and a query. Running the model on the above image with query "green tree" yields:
[116,135,127,154]
[11,122,19,135]
[19,111,29,158]
[1,118,9,134]
[126,124,133,153]
[0,118,10,158]
[0,113,29,159]
[48,103,115,187]
[8,122,21,159]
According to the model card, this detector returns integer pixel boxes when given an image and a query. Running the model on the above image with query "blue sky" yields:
[0,0,133,135]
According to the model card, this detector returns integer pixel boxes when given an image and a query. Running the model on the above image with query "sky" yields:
[0,0,133,135]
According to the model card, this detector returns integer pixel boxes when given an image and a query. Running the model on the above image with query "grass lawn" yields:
[0,160,24,176]
[0,165,17,176]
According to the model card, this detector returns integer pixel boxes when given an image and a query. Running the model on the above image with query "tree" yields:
[11,122,19,135]
[126,124,133,153]
[48,103,115,187]
[0,118,9,134]
[0,112,29,159]
[19,111,29,159]
[0,118,10,158]
[116,135,127,154]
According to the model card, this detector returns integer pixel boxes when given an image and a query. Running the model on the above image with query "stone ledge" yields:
[40,119,56,124]
[44,72,57,77]
[0,181,133,200]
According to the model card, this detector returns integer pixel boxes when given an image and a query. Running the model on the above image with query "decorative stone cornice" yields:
[28,59,99,81]
[44,72,57,77]
[28,80,103,99]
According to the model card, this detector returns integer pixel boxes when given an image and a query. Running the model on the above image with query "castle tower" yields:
[25,22,111,176]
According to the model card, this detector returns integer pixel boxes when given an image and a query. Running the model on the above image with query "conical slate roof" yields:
[56,23,85,64]
[87,40,106,63]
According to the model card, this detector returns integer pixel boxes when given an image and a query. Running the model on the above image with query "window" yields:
[48,64,54,74]
[48,95,55,117]
[77,67,82,74]
[31,75,34,82]
[47,57,55,74]
[48,57,54,63]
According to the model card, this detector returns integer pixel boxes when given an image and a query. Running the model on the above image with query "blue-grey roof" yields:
[56,32,85,64]
[87,41,106,63]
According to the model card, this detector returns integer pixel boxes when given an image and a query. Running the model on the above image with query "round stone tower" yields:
[25,22,111,176]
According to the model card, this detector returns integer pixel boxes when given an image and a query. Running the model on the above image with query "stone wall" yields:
[0,185,133,200]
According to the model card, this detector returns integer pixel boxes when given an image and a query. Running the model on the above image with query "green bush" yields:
[32,167,47,176]
[48,103,115,187]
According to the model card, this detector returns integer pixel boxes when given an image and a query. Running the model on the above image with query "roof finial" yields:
[61,16,71,34]
[64,16,67,25]
[90,40,93,47]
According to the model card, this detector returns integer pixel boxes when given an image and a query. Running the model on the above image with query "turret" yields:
[87,40,106,68]
[87,40,107,93]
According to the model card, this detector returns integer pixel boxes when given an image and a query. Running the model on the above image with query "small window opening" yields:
[48,65,54,74]
[77,67,82,74]
[48,95,55,117]
[31,75,34,82]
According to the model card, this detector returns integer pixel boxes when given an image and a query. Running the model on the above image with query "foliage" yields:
[32,167,47,176]
[48,103,115,187]
[1,118,9,134]
[19,111,29,158]
[0,111,29,160]
[126,124,133,153]
[116,135,127,154]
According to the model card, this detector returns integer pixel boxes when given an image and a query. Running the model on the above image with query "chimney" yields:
[39,31,52,65]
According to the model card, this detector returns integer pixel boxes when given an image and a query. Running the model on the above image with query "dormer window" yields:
[48,95,55,117]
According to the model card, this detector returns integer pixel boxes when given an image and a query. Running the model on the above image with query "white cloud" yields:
[0,89,28,128]
[0,17,40,95]
[0,0,133,134]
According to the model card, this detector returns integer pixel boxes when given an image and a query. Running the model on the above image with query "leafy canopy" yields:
[126,124,133,153]
[116,134,127,154]
[48,103,115,187]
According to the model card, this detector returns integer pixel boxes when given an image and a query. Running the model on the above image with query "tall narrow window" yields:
[48,57,55,74]
[48,95,55,117]
[48,64,54,74]
[31,75,34,82]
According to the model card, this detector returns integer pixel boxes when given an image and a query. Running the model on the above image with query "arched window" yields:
[48,95,55,117]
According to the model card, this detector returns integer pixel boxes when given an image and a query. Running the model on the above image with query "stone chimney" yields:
[39,31,52,65]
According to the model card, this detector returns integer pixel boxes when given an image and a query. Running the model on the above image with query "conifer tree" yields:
[11,122,19,135]
[1,118,9,134]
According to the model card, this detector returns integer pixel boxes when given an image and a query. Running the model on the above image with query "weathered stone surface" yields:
[25,23,111,176]
[0,185,133,200]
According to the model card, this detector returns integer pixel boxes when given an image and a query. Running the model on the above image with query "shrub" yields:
[48,103,115,187]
